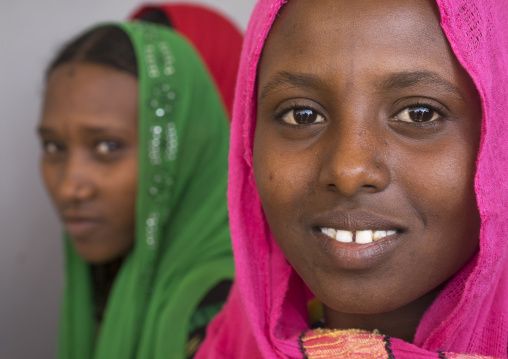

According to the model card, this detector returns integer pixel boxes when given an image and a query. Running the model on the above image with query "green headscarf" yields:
[58,22,234,359]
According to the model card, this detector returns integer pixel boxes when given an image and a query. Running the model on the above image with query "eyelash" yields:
[274,102,325,127]
[95,140,123,154]
[42,140,65,155]
[392,99,447,128]
[274,99,447,128]
[40,140,124,159]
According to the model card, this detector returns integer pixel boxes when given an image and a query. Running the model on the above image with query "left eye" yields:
[95,141,121,154]
[395,106,440,123]
[280,108,326,125]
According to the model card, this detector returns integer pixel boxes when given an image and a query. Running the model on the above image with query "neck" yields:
[323,284,443,342]
[90,256,125,325]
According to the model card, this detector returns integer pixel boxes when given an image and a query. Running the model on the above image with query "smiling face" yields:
[39,63,138,264]
[254,0,482,338]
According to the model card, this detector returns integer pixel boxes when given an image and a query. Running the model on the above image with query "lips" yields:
[310,210,406,269]
[62,213,101,238]
[313,210,405,237]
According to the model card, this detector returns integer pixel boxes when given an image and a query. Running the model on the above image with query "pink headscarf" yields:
[197,0,508,357]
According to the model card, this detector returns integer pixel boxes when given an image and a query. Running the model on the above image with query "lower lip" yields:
[314,230,400,270]
[65,220,100,238]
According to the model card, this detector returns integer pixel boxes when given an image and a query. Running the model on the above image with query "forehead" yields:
[258,0,459,91]
[42,63,138,128]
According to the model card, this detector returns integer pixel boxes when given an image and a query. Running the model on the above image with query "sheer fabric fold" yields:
[196,0,508,357]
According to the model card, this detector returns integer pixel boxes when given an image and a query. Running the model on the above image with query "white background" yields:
[0,1,256,357]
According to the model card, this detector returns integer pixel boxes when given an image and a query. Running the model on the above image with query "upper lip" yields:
[313,210,406,232]
[61,211,100,222]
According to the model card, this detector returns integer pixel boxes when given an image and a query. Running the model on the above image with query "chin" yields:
[70,235,133,264]
[73,245,125,264]
[322,296,395,315]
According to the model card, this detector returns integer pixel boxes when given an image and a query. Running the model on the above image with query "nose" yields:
[57,153,95,203]
[319,122,390,197]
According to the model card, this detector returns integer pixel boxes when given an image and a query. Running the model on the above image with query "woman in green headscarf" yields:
[37,22,234,359]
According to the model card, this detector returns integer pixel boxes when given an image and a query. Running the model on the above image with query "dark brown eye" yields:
[281,108,325,125]
[396,106,440,123]
[42,141,64,155]
[95,140,122,155]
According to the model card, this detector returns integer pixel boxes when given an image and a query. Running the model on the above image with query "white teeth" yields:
[373,231,387,241]
[336,230,353,243]
[322,228,337,238]
[320,228,397,243]
[356,230,373,244]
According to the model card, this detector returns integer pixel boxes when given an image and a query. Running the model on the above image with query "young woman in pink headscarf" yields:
[196,0,508,357]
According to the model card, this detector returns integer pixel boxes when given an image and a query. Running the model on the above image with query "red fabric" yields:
[130,3,243,120]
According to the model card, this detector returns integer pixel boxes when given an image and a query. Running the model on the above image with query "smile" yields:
[63,216,101,239]
[320,228,397,244]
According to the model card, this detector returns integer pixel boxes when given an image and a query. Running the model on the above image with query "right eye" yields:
[42,141,64,155]
[280,108,326,125]
[95,140,122,155]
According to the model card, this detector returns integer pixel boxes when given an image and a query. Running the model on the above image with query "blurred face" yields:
[254,0,482,336]
[39,63,138,264]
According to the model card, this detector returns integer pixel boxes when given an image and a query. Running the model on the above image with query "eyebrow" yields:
[37,125,134,136]
[258,71,325,103]
[380,71,465,102]
[259,70,466,103]
[81,126,132,135]
[37,126,53,136]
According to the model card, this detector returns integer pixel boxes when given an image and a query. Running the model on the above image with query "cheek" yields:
[254,142,312,220]
[120,168,138,219]
[41,162,59,202]
[253,136,320,274]
[396,139,480,262]
[398,139,477,214]
[105,159,138,228]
